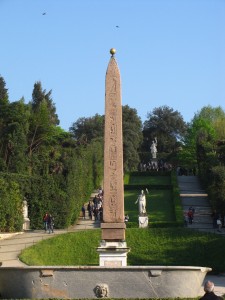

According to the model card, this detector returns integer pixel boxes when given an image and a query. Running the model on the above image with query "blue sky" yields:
[1,0,225,131]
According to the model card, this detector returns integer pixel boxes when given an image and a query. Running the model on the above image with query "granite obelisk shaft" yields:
[101,54,125,241]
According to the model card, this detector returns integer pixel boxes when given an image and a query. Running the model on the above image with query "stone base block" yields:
[139,216,148,228]
[101,222,126,240]
[23,218,30,230]
[97,241,130,266]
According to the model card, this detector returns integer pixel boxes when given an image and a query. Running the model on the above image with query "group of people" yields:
[177,166,197,176]
[82,187,104,221]
[43,213,54,234]
[138,160,173,172]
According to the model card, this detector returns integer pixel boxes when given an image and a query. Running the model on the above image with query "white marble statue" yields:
[150,137,157,159]
[22,199,30,230]
[135,190,146,215]
[23,200,28,218]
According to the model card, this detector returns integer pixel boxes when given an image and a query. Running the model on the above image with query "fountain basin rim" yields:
[0,265,212,272]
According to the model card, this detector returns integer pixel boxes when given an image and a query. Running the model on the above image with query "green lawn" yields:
[20,228,225,273]
[19,172,225,275]
[125,189,175,224]
[128,176,171,185]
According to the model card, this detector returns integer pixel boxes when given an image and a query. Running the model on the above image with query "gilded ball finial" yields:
[110,48,116,56]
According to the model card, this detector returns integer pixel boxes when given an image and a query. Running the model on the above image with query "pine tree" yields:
[0,75,9,105]
[31,81,59,125]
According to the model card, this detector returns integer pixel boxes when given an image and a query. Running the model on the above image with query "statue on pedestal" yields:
[135,190,146,215]
[22,199,30,230]
[150,137,157,159]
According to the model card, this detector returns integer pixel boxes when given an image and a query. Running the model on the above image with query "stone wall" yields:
[0,266,211,299]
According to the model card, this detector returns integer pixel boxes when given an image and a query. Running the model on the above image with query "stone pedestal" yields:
[97,241,130,267]
[139,216,149,228]
[23,218,30,230]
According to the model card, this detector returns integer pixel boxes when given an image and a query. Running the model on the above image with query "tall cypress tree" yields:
[31,81,59,125]
[0,75,9,105]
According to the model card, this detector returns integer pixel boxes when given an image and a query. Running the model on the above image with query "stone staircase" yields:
[177,175,225,235]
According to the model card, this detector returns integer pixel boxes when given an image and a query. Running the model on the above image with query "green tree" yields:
[194,105,225,124]
[0,75,9,105]
[70,106,143,171]
[0,98,30,172]
[179,105,225,184]
[208,166,225,212]
[122,105,143,171]
[178,118,216,171]
[31,81,59,125]
[69,114,104,144]
[27,100,60,175]
[143,106,187,157]
[0,75,10,169]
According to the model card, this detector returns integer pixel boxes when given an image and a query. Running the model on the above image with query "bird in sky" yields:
[116,25,119,28]
[42,12,46,15]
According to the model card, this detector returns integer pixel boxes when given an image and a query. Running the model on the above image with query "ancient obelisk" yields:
[97,49,129,267]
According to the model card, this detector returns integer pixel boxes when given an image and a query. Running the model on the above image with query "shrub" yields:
[207,166,225,213]
[0,177,23,232]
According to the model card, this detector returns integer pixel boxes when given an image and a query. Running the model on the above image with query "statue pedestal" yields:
[138,216,148,228]
[97,241,130,266]
[23,218,30,230]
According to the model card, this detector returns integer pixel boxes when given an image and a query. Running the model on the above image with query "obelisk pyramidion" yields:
[97,49,129,267]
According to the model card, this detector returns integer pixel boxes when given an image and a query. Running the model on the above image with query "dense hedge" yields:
[207,166,225,213]
[0,176,24,232]
[0,139,103,232]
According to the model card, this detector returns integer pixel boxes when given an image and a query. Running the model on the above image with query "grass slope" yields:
[20,172,225,274]
[125,190,175,224]
[20,228,225,273]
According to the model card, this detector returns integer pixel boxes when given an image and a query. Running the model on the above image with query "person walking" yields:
[43,213,49,232]
[216,215,222,233]
[187,209,193,224]
[81,204,86,219]
[87,201,93,220]
[47,214,54,234]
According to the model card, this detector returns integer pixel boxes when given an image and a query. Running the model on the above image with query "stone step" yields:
[183,205,211,210]
[182,199,210,206]
[195,228,225,235]
[186,223,215,229]
[180,192,207,196]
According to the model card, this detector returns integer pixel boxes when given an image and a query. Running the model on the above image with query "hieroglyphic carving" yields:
[103,53,124,232]
[110,77,117,92]
[108,86,118,220]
